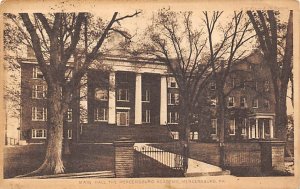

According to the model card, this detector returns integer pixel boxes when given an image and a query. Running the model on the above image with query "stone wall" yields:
[189,143,221,166]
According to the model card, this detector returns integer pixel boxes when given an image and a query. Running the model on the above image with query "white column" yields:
[255,118,259,139]
[108,72,116,124]
[248,120,251,139]
[135,73,142,125]
[262,121,265,139]
[160,75,168,125]
[270,119,274,138]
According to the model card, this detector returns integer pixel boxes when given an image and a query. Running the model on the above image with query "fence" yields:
[134,145,185,177]
[223,143,261,167]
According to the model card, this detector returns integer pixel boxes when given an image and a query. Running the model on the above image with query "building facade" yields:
[19,51,276,143]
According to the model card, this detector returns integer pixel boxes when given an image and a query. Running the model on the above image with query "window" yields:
[211,119,217,135]
[210,96,217,107]
[95,88,108,101]
[263,100,270,109]
[264,81,270,92]
[168,93,179,105]
[32,107,47,121]
[210,81,216,90]
[32,129,46,139]
[32,85,47,99]
[241,118,247,135]
[168,112,178,124]
[229,119,235,135]
[168,77,178,88]
[67,109,72,122]
[142,109,151,123]
[240,97,247,107]
[142,89,150,102]
[94,108,108,121]
[252,99,258,108]
[67,129,72,139]
[240,80,245,89]
[65,69,73,81]
[190,132,199,140]
[228,96,235,107]
[33,66,44,79]
[117,88,129,101]
[171,131,179,140]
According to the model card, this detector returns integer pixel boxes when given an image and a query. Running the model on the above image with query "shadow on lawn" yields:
[4,143,114,178]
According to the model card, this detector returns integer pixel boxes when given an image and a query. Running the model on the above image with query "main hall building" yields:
[19,50,276,143]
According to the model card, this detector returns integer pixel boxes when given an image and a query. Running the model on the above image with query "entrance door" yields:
[117,111,129,126]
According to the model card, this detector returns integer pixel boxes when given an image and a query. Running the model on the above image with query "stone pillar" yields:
[270,119,274,138]
[108,72,116,125]
[260,140,285,173]
[135,73,142,125]
[160,75,168,125]
[113,137,135,178]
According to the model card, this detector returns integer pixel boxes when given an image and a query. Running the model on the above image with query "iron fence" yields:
[134,145,184,173]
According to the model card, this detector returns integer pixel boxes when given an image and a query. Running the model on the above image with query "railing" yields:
[134,145,184,171]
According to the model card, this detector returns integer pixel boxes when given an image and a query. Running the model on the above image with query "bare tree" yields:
[5,11,140,176]
[140,10,211,148]
[247,10,293,142]
[203,11,255,166]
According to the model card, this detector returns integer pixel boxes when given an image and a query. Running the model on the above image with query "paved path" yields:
[134,143,231,177]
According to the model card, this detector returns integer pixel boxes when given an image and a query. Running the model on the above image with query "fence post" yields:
[113,137,135,178]
[260,140,285,173]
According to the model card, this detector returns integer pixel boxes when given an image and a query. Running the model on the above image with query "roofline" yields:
[17,55,165,65]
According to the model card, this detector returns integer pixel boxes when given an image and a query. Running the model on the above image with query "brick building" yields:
[19,50,276,143]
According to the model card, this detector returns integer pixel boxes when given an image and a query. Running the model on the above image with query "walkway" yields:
[134,143,231,177]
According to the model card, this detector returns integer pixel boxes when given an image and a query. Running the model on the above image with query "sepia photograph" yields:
[0,0,299,188]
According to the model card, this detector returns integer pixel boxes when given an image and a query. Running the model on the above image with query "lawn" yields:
[4,143,114,178]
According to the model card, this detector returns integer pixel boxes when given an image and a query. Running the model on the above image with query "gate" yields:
[134,145,185,177]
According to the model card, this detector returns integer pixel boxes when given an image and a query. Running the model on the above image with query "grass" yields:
[4,143,114,178]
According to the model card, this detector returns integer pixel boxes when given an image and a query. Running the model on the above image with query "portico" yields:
[248,113,275,139]
[94,57,169,127]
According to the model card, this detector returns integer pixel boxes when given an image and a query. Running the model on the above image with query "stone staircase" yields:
[79,125,174,143]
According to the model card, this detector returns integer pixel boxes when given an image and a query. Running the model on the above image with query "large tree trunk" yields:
[217,93,226,168]
[179,94,191,143]
[178,94,191,172]
[40,84,65,175]
[275,92,288,141]
[19,85,65,177]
